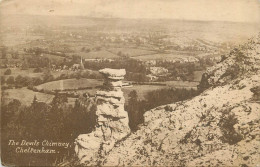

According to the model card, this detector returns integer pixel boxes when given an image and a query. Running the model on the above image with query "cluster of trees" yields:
[84,58,149,82]
[0,47,19,59]
[2,69,56,89]
[2,69,102,90]
[1,75,43,89]
[156,61,197,81]
[84,58,147,73]
[22,47,70,69]
[1,47,62,69]
[126,88,199,131]
[1,94,96,166]
[155,57,216,82]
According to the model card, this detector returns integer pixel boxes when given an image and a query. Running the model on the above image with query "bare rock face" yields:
[198,34,260,91]
[75,68,130,164]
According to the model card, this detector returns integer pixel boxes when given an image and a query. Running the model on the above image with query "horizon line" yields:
[2,13,260,24]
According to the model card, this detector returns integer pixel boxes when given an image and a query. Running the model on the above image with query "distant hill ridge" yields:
[95,33,260,166]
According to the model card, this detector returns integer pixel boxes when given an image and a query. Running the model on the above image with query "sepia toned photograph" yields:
[0,0,260,166]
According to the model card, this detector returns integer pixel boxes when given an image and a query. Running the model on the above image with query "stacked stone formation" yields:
[75,68,130,164]
[97,69,130,152]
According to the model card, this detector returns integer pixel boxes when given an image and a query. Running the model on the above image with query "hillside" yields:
[96,34,260,166]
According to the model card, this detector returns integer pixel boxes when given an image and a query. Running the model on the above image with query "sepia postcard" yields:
[0,0,260,166]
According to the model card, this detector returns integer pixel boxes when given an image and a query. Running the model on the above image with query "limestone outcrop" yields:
[74,68,130,165]
[99,35,260,166]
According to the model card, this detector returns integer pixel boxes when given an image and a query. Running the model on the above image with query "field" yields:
[2,87,77,106]
[107,47,156,57]
[158,80,198,88]
[1,33,44,47]
[41,53,65,62]
[34,78,199,102]
[193,71,204,82]
[35,78,103,90]
[132,53,193,61]
[2,87,54,106]
[122,85,166,101]
[71,50,119,59]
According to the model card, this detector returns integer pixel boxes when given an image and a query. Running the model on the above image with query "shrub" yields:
[218,111,243,145]
[250,86,260,101]
[164,105,173,112]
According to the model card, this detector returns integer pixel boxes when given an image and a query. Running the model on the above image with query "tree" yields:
[66,98,97,138]
[4,69,11,75]
[127,90,142,131]
[15,75,31,87]
[15,75,23,84]
[51,93,68,108]
[197,73,210,92]
[6,76,14,84]
[129,90,138,103]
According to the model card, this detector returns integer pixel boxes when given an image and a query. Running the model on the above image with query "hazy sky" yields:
[0,0,260,22]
